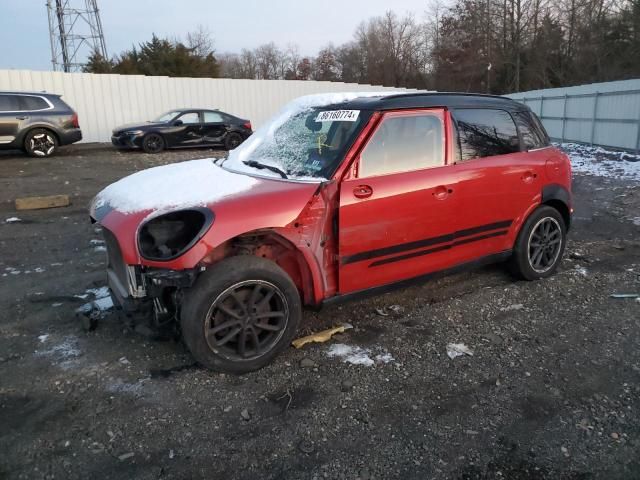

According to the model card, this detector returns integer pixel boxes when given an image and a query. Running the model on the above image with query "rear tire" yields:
[224,132,243,151]
[510,205,567,280]
[24,129,58,157]
[181,256,302,374]
[142,133,165,154]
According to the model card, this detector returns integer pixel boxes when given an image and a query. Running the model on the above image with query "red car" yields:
[91,92,572,373]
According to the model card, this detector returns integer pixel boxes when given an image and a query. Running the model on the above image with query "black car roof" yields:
[328,92,527,112]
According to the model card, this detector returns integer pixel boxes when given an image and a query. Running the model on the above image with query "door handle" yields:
[432,185,453,200]
[15,116,29,120]
[353,185,373,199]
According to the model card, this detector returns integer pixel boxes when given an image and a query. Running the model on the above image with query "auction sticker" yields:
[315,110,360,122]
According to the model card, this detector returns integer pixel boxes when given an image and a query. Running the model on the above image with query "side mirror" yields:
[173,119,183,126]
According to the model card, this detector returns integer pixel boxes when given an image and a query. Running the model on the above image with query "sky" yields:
[0,0,429,71]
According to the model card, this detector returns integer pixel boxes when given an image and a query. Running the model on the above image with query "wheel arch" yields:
[20,125,61,147]
[200,229,319,306]
[541,184,571,230]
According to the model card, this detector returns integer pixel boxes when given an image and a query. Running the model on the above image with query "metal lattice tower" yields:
[47,0,108,72]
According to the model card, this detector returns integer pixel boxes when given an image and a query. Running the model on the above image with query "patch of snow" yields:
[94,246,107,252]
[632,217,640,226]
[89,239,104,245]
[34,267,45,273]
[94,295,113,311]
[76,286,114,314]
[5,217,21,223]
[106,378,146,395]
[446,343,474,359]
[224,91,401,181]
[52,302,63,307]
[50,262,63,267]
[575,266,588,277]
[94,159,258,214]
[561,143,640,182]
[500,303,524,312]
[36,335,81,360]
[38,334,50,343]
[326,343,394,366]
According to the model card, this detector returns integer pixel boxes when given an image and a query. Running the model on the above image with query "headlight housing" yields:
[138,208,214,261]
[124,130,143,136]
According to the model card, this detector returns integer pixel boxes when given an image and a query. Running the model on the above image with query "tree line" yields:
[85,0,640,94]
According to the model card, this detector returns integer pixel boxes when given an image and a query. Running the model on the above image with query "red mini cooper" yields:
[91,92,572,373]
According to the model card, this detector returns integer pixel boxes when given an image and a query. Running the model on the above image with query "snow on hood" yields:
[94,159,257,214]
[223,91,400,180]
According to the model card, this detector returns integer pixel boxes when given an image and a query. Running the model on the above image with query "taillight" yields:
[243,121,252,131]
[71,112,79,128]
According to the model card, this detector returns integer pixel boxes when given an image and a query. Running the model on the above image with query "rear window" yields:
[19,95,50,111]
[0,95,20,112]
[454,108,520,161]
[513,110,548,150]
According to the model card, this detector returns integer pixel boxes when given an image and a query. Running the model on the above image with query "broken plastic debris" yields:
[610,293,639,299]
[5,217,21,223]
[446,343,474,359]
[292,323,353,349]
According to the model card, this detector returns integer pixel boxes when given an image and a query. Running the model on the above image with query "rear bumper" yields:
[59,128,82,145]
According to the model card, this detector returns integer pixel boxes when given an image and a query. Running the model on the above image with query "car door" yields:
[201,111,228,145]
[450,108,545,262]
[0,94,24,147]
[338,109,459,294]
[164,111,202,147]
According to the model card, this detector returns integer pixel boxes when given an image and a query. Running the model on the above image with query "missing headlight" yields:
[138,208,214,261]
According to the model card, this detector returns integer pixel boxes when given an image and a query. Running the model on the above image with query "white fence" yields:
[508,79,640,151]
[0,70,407,143]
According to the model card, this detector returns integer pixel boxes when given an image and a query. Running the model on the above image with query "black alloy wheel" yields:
[509,205,567,280]
[527,217,563,273]
[25,129,57,157]
[204,280,288,361]
[181,255,302,373]
[142,133,165,154]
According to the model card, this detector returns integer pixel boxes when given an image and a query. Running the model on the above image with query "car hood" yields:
[91,158,321,267]
[112,122,164,134]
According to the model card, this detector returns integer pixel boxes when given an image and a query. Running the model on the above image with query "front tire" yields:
[181,256,302,374]
[142,133,165,154]
[510,205,567,280]
[24,129,58,157]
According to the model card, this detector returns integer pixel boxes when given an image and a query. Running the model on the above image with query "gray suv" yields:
[0,92,82,157]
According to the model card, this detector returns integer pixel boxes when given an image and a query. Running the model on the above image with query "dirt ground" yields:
[0,144,639,480]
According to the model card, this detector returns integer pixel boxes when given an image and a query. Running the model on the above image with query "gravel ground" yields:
[0,144,639,480]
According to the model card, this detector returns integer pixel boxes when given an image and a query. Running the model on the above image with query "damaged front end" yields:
[92,206,212,337]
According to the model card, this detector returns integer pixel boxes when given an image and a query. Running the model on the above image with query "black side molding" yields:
[321,250,512,308]
[541,184,572,229]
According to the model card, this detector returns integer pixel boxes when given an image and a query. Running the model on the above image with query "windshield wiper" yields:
[243,160,288,179]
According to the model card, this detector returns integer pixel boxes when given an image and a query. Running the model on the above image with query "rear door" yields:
[450,108,545,261]
[201,111,228,145]
[165,111,202,147]
[338,109,459,294]
[0,95,23,147]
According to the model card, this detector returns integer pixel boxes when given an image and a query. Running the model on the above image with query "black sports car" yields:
[111,109,253,153]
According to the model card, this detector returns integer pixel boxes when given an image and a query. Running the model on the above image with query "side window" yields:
[513,111,547,150]
[19,96,49,111]
[177,112,200,124]
[0,95,20,112]
[454,109,520,161]
[203,111,224,123]
[359,112,445,177]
